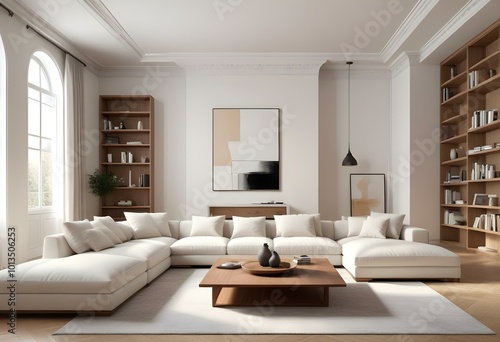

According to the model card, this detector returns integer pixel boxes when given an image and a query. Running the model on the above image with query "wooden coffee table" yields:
[199,257,346,307]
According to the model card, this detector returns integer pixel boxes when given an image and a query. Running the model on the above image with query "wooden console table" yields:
[208,204,290,219]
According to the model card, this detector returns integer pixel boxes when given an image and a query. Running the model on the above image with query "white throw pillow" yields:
[358,216,389,239]
[231,216,266,238]
[93,216,127,242]
[299,213,322,237]
[274,214,316,237]
[63,219,93,253]
[370,212,405,239]
[83,229,115,252]
[90,220,122,244]
[148,212,172,237]
[347,216,367,237]
[190,215,225,236]
[116,221,135,241]
[124,212,161,239]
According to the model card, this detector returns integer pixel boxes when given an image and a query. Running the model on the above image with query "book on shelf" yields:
[442,87,456,102]
[469,69,490,88]
[443,210,465,225]
[444,189,462,204]
[473,214,499,232]
[445,166,461,183]
[471,163,496,180]
[470,109,498,129]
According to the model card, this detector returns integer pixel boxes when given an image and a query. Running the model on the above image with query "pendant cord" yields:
[347,61,352,151]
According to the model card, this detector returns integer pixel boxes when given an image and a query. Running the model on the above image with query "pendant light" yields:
[342,61,358,166]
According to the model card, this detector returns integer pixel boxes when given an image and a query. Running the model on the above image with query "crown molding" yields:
[142,53,329,75]
[99,65,184,78]
[419,0,491,62]
[389,51,420,77]
[80,0,144,60]
[380,0,439,63]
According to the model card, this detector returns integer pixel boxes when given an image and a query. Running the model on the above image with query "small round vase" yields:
[269,251,281,268]
[450,148,457,160]
[258,243,272,267]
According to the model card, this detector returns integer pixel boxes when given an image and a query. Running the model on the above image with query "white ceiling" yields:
[3,0,500,70]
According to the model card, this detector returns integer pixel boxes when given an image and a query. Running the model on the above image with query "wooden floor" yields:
[1,242,500,342]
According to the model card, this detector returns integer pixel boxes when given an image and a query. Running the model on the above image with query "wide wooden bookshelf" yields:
[99,95,154,220]
[440,19,500,253]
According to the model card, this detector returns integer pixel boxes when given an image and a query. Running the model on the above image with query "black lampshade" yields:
[342,149,358,166]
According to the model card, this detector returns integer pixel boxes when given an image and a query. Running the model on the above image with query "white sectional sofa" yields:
[0,213,461,314]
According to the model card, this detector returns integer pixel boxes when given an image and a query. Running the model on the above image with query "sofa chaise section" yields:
[0,253,147,313]
[334,219,461,281]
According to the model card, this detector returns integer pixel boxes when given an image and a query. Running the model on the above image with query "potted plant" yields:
[88,169,122,197]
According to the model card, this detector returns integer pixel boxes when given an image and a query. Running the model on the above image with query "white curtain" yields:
[64,54,86,220]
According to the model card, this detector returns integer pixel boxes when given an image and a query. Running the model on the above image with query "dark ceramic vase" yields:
[258,243,272,266]
[269,251,281,268]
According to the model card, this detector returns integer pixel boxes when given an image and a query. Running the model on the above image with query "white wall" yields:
[319,67,391,220]
[409,63,440,239]
[390,54,440,239]
[390,58,411,222]
[184,71,320,217]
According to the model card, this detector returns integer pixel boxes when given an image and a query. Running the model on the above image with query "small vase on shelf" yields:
[258,243,272,267]
[269,251,281,268]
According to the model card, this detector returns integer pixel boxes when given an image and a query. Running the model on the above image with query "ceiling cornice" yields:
[80,0,144,60]
[380,0,439,63]
[419,0,491,62]
[161,54,328,75]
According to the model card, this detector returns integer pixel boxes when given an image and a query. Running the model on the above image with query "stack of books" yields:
[293,255,311,264]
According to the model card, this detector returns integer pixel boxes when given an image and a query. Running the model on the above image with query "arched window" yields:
[27,52,63,213]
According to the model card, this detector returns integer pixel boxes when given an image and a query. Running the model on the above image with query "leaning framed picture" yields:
[212,108,280,191]
[350,173,386,216]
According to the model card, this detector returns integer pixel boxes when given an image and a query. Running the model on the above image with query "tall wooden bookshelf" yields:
[99,95,154,220]
[440,19,500,252]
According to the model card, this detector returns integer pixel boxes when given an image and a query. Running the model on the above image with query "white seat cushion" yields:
[170,236,229,255]
[0,253,146,294]
[341,238,460,267]
[273,237,342,255]
[98,238,175,269]
[227,237,274,255]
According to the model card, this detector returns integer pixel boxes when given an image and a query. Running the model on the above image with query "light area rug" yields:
[55,268,494,335]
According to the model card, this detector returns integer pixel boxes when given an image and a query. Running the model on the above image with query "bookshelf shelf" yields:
[440,19,500,251]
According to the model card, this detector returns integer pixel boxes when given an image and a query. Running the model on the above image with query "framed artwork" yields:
[350,173,386,216]
[212,108,280,191]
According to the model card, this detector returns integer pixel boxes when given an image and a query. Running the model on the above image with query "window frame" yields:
[27,54,61,213]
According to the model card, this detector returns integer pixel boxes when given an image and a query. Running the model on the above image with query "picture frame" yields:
[350,173,386,216]
[472,193,488,206]
[212,108,280,191]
